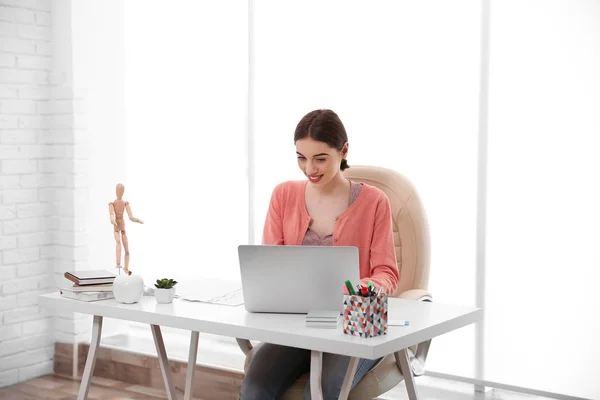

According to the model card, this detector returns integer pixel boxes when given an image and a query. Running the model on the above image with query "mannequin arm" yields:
[108,203,116,225]
[125,203,144,224]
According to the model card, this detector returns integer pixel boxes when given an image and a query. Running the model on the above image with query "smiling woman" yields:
[241,107,399,399]
[295,109,350,186]
[295,109,350,175]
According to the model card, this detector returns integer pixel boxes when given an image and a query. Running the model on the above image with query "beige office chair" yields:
[236,165,432,399]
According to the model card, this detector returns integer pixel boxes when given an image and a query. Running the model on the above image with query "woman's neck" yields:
[310,172,349,197]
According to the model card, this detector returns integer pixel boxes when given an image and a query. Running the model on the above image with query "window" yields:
[123,1,248,285]
[485,1,600,397]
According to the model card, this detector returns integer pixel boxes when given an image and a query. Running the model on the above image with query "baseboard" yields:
[54,342,244,400]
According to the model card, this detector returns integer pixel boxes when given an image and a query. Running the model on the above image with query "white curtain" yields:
[252,0,481,379]
[485,1,600,398]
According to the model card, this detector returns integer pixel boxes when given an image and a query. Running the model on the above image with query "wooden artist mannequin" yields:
[109,183,144,275]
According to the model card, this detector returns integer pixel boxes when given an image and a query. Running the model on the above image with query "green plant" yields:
[154,278,178,289]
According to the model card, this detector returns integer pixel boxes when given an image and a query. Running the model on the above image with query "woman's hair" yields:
[294,109,350,171]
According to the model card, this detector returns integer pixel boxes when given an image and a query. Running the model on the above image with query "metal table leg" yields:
[310,350,324,400]
[184,331,200,400]
[395,348,419,400]
[78,315,103,400]
[151,324,178,400]
[338,357,359,399]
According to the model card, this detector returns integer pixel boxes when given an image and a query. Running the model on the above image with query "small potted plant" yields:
[154,278,178,304]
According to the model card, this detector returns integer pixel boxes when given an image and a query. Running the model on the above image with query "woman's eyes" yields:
[297,157,325,162]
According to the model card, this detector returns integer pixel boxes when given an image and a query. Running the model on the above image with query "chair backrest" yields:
[343,165,431,296]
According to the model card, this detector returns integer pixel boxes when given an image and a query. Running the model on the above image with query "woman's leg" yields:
[303,354,382,400]
[240,343,310,400]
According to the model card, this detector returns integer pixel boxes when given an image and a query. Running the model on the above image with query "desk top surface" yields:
[40,292,481,359]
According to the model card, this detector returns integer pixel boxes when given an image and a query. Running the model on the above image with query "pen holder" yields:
[342,293,388,338]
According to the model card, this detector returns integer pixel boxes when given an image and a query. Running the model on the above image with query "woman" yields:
[240,109,399,400]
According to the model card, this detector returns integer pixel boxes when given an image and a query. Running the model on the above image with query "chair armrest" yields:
[398,289,432,302]
[236,338,253,356]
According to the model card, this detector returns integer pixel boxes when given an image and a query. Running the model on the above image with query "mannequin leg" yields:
[114,231,122,269]
[122,231,131,274]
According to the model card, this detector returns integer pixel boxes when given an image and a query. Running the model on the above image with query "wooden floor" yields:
[0,374,201,400]
[0,374,553,400]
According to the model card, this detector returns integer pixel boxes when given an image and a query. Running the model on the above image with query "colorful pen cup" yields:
[342,293,388,338]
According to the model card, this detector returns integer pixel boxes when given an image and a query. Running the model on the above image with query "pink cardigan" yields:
[262,180,399,294]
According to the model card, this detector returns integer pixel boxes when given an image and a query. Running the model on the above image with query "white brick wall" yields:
[0,0,86,388]
[1,0,130,388]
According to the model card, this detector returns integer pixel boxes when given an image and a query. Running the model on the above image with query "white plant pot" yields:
[155,288,176,304]
[112,274,144,304]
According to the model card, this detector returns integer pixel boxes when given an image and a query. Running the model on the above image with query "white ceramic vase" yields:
[112,274,144,304]
[155,288,176,304]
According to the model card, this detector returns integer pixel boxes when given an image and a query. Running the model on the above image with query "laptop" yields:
[238,245,360,314]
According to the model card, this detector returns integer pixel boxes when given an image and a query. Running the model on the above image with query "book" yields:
[306,319,340,329]
[60,289,114,302]
[64,270,116,286]
[63,284,113,293]
[306,310,340,322]
[306,310,340,329]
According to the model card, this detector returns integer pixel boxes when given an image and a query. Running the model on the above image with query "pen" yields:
[357,285,366,297]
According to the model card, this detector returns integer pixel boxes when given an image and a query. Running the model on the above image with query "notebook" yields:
[306,310,340,321]
[306,310,340,329]
[60,289,114,302]
[64,270,116,286]
[63,284,114,293]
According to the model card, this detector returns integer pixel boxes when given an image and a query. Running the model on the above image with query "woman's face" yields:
[295,137,347,186]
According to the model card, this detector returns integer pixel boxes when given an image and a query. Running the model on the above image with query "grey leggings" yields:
[239,343,381,400]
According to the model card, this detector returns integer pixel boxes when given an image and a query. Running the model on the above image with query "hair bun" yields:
[340,159,350,171]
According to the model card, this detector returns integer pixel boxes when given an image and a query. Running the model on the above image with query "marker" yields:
[344,280,356,296]
[360,286,368,297]
[343,284,350,295]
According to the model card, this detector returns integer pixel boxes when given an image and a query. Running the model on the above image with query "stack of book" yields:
[306,310,341,329]
[60,270,117,302]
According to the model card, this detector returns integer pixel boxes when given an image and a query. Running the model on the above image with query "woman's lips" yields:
[308,175,323,183]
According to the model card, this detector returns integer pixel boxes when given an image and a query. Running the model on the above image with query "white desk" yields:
[40,292,481,400]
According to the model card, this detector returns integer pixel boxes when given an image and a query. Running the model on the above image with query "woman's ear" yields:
[342,142,349,158]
